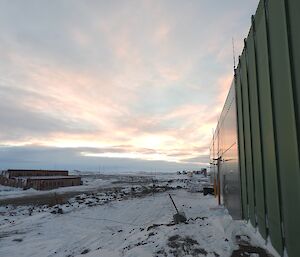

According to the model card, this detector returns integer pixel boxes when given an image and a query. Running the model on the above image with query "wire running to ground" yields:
[67,214,141,226]
[66,195,175,228]
[65,191,205,228]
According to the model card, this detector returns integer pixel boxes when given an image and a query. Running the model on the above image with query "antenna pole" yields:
[232,37,236,69]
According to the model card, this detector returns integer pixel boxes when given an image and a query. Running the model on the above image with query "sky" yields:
[0,0,259,172]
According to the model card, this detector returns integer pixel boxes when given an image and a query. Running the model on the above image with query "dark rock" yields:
[203,187,214,196]
[168,235,180,241]
[12,238,23,242]
[231,245,273,257]
[81,249,90,255]
[173,212,187,224]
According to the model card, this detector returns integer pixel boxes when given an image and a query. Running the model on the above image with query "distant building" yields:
[2,169,68,178]
[0,169,81,190]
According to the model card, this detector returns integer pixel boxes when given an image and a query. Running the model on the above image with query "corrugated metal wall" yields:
[211,0,300,256]
[235,0,300,256]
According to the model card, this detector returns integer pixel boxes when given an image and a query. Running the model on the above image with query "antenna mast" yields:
[232,37,236,69]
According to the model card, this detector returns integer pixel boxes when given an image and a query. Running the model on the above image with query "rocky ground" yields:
[0,173,276,257]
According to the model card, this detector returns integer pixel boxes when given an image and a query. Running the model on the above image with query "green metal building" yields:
[210,0,300,256]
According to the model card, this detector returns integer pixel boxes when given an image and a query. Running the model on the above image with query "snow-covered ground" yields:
[0,172,187,200]
[0,175,114,200]
[0,185,24,197]
[0,173,276,257]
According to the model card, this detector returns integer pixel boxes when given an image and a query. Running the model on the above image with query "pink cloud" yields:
[0,0,258,167]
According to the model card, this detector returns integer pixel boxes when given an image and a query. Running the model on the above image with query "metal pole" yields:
[168,194,179,214]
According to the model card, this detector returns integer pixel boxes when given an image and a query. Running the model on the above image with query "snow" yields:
[0,174,275,257]
[0,185,36,198]
[0,172,189,201]
[0,175,113,200]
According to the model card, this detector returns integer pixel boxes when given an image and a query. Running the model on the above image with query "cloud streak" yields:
[0,0,259,171]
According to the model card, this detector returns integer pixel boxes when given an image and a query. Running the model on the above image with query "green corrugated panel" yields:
[253,1,283,254]
[266,0,300,256]
[287,0,300,218]
[235,72,248,219]
[246,25,267,239]
[287,5,300,220]
[239,52,256,226]
[286,0,300,130]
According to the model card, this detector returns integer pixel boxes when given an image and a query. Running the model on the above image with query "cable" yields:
[67,214,141,226]
[66,195,174,228]
[168,193,203,200]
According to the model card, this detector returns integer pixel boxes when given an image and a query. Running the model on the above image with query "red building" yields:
[0,169,81,190]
